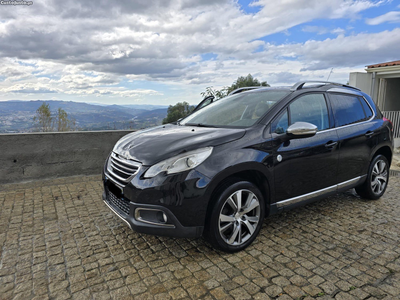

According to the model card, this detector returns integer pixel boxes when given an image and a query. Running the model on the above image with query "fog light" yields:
[135,208,171,227]
[156,211,168,223]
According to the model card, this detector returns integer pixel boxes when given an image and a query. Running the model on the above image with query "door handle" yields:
[365,131,374,138]
[325,141,338,148]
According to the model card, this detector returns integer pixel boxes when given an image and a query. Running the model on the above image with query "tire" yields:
[204,179,265,252]
[355,154,389,200]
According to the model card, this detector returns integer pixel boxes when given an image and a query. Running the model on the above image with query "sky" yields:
[0,0,399,106]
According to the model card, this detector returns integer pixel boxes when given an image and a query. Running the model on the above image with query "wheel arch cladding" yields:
[204,168,271,223]
[373,146,392,166]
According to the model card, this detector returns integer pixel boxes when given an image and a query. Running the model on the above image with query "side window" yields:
[271,109,288,134]
[198,98,213,109]
[329,94,368,127]
[289,94,330,130]
[359,97,373,119]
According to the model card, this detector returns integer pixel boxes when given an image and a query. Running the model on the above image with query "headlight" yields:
[144,147,213,178]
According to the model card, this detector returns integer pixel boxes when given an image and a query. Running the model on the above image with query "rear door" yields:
[327,92,379,183]
[272,93,339,203]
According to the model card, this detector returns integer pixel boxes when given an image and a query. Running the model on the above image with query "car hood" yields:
[113,124,246,165]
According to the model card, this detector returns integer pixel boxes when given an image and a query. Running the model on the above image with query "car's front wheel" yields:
[356,154,389,200]
[205,180,265,252]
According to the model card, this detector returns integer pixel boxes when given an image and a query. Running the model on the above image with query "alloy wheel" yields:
[371,159,388,195]
[218,189,261,246]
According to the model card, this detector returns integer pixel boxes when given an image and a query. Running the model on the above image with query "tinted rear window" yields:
[329,94,368,127]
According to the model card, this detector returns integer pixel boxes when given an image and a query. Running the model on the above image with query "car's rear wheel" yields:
[355,154,389,200]
[204,180,265,252]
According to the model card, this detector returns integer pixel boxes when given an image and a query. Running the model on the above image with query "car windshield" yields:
[181,90,290,128]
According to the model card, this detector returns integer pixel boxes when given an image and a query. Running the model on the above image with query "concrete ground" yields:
[1,174,400,300]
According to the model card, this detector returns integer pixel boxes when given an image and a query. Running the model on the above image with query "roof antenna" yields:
[326,68,333,81]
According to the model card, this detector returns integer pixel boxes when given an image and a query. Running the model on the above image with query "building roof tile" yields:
[367,60,400,69]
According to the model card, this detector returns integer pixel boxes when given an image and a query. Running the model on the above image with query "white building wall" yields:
[349,72,372,95]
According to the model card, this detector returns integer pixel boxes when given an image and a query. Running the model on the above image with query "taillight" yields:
[383,117,393,131]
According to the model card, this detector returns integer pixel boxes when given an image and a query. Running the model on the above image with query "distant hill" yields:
[137,108,170,118]
[0,100,168,133]
[121,104,169,110]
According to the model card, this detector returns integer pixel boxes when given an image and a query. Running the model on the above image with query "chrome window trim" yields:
[326,87,362,96]
[275,175,366,208]
[271,92,375,136]
[316,95,375,134]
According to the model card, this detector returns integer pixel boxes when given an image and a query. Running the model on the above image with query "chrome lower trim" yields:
[276,175,366,208]
[276,185,337,208]
[103,200,132,229]
[337,176,365,189]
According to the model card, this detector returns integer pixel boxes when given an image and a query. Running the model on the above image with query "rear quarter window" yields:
[329,94,369,127]
[359,97,373,119]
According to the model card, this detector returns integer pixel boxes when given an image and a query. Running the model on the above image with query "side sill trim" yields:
[275,176,366,208]
[103,200,132,229]
[337,176,363,189]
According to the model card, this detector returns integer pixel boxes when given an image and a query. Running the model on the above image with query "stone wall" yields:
[0,130,134,184]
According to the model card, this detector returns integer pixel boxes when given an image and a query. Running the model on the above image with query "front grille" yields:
[107,152,141,185]
[107,190,130,216]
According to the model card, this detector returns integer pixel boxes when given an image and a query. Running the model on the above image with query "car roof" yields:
[228,81,362,96]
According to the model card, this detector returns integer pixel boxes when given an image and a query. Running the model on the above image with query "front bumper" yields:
[102,188,204,239]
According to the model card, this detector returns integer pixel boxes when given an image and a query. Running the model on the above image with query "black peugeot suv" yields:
[102,81,393,252]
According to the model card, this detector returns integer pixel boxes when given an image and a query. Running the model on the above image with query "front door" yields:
[271,93,339,203]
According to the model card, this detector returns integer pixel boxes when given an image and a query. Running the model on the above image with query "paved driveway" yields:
[1,175,399,300]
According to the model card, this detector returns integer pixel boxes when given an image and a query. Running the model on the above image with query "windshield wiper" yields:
[184,123,217,128]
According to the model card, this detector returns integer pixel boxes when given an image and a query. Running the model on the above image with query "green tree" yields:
[227,74,269,94]
[200,74,269,101]
[33,102,76,132]
[33,102,53,132]
[162,102,194,124]
[200,86,228,100]
[55,107,75,131]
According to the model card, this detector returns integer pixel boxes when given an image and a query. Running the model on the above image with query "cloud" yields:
[64,87,162,98]
[267,72,303,85]
[330,27,346,35]
[0,83,60,94]
[293,28,400,70]
[366,11,400,25]
[0,0,397,104]
[0,1,385,68]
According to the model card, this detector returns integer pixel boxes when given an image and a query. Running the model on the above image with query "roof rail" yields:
[228,86,265,96]
[290,81,361,92]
